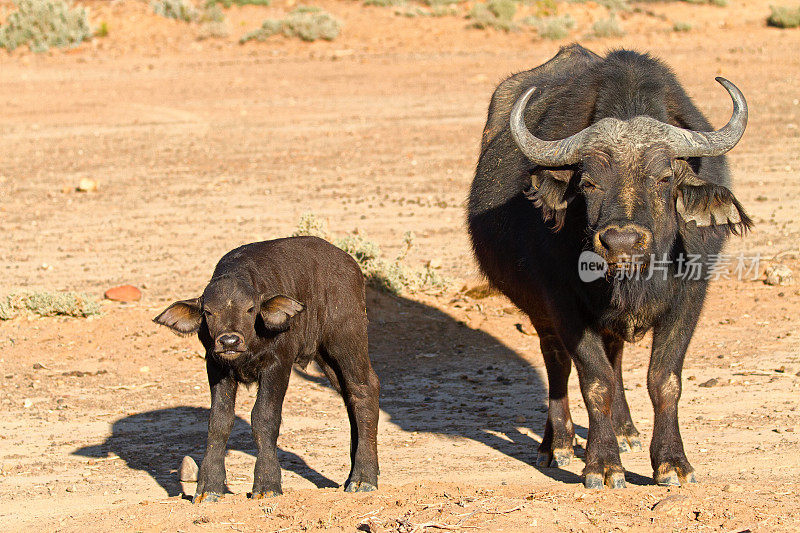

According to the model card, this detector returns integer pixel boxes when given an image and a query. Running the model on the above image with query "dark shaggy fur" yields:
[154,236,380,501]
[467,45,751,489]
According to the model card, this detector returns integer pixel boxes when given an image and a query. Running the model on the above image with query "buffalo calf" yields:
[155,236,380,502]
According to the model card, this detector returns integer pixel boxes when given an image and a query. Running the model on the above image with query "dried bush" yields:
[525,13,575,39]
[768,5,800,28]
[587,14,625,37]
[152,0,199,22]
[468,0,517,31]
[0,292,101,320]
[0,0,92,53]
[240,6,341,43]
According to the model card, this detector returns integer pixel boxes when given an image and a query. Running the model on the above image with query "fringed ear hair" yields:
[525,168,575,231]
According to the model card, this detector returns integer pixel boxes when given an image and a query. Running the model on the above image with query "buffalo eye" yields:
[203,309,214,317]
[579,176,599,192]
[246,306,255,314]
[656,171,672,186]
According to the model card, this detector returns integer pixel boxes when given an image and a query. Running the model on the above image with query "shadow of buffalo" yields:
[74,288,652,493]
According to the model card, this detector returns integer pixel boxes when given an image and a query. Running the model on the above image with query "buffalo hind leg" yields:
[320,334,380,493]
[534,326,575,468]
[602,333,642,453]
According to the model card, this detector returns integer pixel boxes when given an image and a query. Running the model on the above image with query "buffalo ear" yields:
[525,168,575,231]
[260,295,304,332]
[673,159,752,236]
[153,298,202,335]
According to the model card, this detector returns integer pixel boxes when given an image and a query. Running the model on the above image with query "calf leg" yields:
[321,334,379,493]
[648,287,704,486]
[533,324,575,468]
[195,359,238,503]
[602,334,642,453]
[251,360,292,498]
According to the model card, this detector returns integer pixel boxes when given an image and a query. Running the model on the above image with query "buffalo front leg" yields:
[648,287,704,486]
[534,327,575,468]
[195,359,238,503]
[250,360,293,499]
[569,329,626,489]
[603,333,642,453]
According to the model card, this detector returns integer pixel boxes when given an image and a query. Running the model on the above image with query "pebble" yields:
[179,456,199,482]
[698,378,718,388]
[515,415,526,424]
[652,494,692,516]
[104,285,142,302]
[764,264,793,286]
[722,483,743,493]
[76,178,98,192]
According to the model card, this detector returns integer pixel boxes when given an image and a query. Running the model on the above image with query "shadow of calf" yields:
[73,406,337,497]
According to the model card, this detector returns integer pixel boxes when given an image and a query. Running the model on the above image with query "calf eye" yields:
[247,306,255,314]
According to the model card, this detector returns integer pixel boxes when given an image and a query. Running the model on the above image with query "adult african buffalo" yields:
[467,45,751,489]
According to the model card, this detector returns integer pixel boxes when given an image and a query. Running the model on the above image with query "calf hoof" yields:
[536,448,572,468]
[250,490,282,499]
[344,480,377,493]
[655,464,696,487]
[583,467,626,490]
[193,491,223,504]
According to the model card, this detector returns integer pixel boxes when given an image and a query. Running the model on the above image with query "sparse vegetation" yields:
[680,0,727,5]
[292,213,448,295]
[672,20,692,32]
[0,0,92,53]
[587,14,625,37]
[525,14,575,39]
[240,6,341,43]
[767,5,800,28]
[364,0,404,7]
[205,0,270,7]
[152,0,199,22]
[569,0,630,11]
[0,292,101,320]
[468,0,517,31]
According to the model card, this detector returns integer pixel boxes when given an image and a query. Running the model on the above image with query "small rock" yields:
[23,399,33,408]
[775,366,786,373]
[104,285,142,302]
[463,283,496,300]
[32,362,48,370]
[722,483,743,493]
[427,258,443,269]
[698,378,718,388]
[652,494,692,516]
[76,178,98,192]
[515,415,526,424]
[764,265,793,286]
[66,485,76,493]
[139,366,150,373]
[180,456,199,482]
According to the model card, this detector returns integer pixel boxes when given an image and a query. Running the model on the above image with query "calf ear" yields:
[525,168,575,231]
[260,295,304,332]
[674,159,752,236]
[153,298,202,335]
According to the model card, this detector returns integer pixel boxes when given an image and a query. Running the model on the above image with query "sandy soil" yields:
[1,0,800,531]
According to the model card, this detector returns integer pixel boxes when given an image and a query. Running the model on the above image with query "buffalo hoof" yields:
[536,448,572,468]
[655,465,696,487]
[344,480,377,493]
[584,467,626,489]
[617,435,643,454]
[250,490,282,499]
[193,491,223,504]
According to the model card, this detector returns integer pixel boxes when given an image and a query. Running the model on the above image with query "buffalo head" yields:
[510,77,751,270]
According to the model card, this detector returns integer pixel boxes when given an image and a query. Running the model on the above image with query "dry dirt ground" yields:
[2,0,800,531]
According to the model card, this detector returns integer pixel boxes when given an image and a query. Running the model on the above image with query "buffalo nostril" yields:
[218,334,241,349]
[599,227,642,254]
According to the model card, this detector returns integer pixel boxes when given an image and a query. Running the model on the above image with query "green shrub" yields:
[0,292,101,320]
[152,0,198,22]
[240,6,341,43]
[364,0,404,6]
[0,0,92,53]
[468,0,517,31]
[587,14,625,37]
[292,213,449,295]
[768,5,800,28]
[525,13,575,39]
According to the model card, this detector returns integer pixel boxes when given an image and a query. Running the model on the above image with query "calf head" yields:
[154,275,304,361]
[511,78,751,272]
